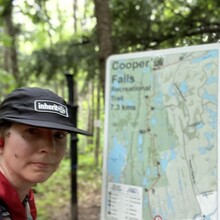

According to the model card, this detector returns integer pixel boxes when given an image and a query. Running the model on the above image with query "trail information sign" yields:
[101,43,220,220]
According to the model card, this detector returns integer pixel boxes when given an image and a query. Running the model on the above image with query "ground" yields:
[35,158,102,220]
[78,192,101,220]
[51,191,101,220]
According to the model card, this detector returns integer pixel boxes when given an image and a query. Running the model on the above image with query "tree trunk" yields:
[2,0,19,82]
[94,0,113,96]
[73,0,78,33]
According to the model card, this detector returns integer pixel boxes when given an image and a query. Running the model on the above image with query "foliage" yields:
[110,0,220,52]
[0,0,220,218]
[35,159,71,219]
[1,0,220,89]
[35,149,102,220]
[0,69,16,99]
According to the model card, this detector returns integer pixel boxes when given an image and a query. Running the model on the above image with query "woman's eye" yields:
[54,132,67,139]
[26,128,39,135]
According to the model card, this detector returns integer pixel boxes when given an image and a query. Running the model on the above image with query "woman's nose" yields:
[39,133,56,153]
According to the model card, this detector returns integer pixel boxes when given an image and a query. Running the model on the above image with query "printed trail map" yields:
[101,44,220,220]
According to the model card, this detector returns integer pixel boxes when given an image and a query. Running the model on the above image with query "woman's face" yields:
[0,123,67,187]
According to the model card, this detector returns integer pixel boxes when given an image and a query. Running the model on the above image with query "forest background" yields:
[0,0,220,219]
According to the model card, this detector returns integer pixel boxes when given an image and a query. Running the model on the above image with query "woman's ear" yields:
[0,138,4,147]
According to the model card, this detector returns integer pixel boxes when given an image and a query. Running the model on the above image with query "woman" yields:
[0,87,88,220]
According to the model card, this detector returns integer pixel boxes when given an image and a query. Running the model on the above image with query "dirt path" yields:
[51,192,101,220]
[79,191,101,220]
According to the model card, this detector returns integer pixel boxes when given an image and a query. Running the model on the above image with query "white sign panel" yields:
[101,43,220,220]
[107,182,143,220]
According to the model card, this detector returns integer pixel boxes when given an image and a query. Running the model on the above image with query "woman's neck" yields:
[0,165,32,201]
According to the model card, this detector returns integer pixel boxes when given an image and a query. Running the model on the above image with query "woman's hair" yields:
[0,120,12,137]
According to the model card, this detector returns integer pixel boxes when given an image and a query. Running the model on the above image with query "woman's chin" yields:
[27,173,53,184]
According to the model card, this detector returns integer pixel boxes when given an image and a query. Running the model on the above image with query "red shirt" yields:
[0,172,37,220]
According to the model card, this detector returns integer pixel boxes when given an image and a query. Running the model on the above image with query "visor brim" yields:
[2,117,91,136]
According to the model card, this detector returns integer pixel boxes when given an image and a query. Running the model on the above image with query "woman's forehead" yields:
[11,123,68,133]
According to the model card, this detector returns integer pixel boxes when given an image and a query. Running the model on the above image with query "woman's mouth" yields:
[31,162,53,169]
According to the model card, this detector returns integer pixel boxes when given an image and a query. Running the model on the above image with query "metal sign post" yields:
[65,72,78,220]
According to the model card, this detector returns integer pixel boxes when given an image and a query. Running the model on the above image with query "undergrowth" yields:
[35,149,102,220]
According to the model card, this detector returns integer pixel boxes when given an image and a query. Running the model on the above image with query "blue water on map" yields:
[192,50,218,63]
[154,91,164,106]
[137,134,144,160]
[198,129,215,160]
[145,167,158,179]
[107,137,127,182]
[160,146,177,173]
[198,130,215,156]
[206,76,217,85]
[196,122,204,130]
[168,84,175,96]
[170,147,177,160]
[143,177,148,186]
[199,147,209,155]
[166,191,175,215]
[205,131,214,145]
[203,90,217,104]
[206,62,214,70]
[180,80,188,94]
[160,155,169,172]
[150,117,157,126]
[206,107,217,129]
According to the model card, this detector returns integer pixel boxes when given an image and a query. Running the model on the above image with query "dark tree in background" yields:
[94,0,113,95]
[1,0,19,82]
[93,0,113,165]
